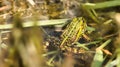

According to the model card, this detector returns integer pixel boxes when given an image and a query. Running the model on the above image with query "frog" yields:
[44,17,87,66]
[60,17,87,52]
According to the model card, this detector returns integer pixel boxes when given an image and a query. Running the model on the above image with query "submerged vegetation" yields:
[0,0,120,67]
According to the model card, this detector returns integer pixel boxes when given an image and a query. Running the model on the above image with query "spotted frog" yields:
[60,17,87,52]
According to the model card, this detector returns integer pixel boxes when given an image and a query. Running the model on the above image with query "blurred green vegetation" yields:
[0,0,120,67]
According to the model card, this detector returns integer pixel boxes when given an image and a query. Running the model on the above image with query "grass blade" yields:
[84,1,120,9]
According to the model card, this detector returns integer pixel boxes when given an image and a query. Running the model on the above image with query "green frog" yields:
[60,17,87,52]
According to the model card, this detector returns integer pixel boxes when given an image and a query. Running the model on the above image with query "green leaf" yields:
[92,49,103,67]
[86,26,96,33]
[82,4,99,23]
[42,51,58,57]
[84,1,120,9]
[105,59,118,67]
[76,42,89,50]
[0,19,68,30]
[98,39,111,49]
